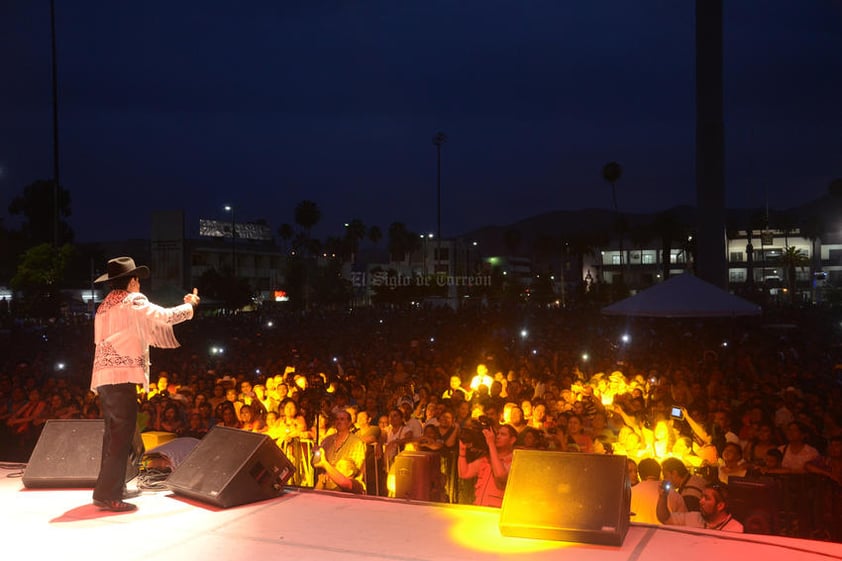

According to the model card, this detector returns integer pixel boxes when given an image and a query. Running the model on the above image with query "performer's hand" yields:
[185,288,200,307]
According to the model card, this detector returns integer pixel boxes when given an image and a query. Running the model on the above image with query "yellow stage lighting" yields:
[441,509,567,554]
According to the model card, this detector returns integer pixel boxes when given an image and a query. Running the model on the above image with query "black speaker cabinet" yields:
[22,419,141,488]
[499,450,631,546]
[166,426,295,508]
[142,437,201,471]
[393,450,443,502]
[726,476,781,534]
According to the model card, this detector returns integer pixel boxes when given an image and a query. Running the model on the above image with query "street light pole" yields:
[225,205,235,276]
[421,233,433,278]
[433,132,447,274]
[50,0,61,248]
[420,234,426,278]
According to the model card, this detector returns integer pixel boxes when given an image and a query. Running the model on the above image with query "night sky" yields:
[1,1,840,243]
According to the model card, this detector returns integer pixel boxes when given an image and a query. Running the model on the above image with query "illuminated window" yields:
[729,270,746,282]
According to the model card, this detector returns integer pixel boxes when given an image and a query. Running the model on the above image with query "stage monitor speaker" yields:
[142,437,201,472]
[499,450,631,546]
[393,450,443,502]
[22,419,141,488]
[726,476,780,534]
[141,431,177,450]
[166,426,295,508]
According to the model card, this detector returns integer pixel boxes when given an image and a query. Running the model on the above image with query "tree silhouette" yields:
[196,267,252,312]
[774,209,797,249]
[652,210,683,280]
[800,214,822,303]
[602,162,625,273]
[602,162,623,211]
[629,223,653,273]
[323,236,344,260]
[780,246,808,302]
[344,218,366,263]
[368,225,383,247]
[277,223,294,253]
[9,242,74,318]
[294,200,321,247]
[8,179,74,245]
[388,222,412,263]
[290,200,321,311]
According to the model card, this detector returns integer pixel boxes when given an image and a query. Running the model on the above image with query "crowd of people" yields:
[1,302,841,539]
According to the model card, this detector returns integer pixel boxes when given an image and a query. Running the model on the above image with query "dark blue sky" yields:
[1,1,840,243]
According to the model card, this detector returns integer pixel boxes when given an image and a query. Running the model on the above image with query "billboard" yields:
[199,219,272,241]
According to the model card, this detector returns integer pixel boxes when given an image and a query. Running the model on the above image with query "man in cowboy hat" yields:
[90,256,200,512]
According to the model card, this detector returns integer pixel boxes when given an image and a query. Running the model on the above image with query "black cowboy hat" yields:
[94,256,150,284]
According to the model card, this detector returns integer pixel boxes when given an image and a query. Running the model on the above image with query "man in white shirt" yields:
[90,257,199,512]
[631,458,686,524]
[657,483,744,533]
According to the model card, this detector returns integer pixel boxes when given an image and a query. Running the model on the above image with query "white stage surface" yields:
[2,466,841,561]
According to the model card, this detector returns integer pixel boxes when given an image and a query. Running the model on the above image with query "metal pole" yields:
[421,234,427,278]
[432,133,447,275]
[232,208,236,277]
[50,0,61,247]
[225,205,236,276]
[437,142,441,269]
[695,0,727,287]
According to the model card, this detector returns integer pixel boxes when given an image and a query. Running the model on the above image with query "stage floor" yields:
[2,464,841,561]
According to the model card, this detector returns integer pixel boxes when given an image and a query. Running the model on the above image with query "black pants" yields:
[93,383,138,501]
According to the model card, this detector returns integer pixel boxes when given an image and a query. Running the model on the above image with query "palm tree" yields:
[277,223,294,253]
[368,225,383,247]
[652,210,683,280]
[344,218,366,264]
[405,231,422,267]
[294,200,321,248]
[290,200,321,312]
[750,210,769,285]
[602,162,625,273]
[388,222,411,263]
[323,236,344,260]
[628,223,652,285]
[800,215,822,303]
[774,210,797,249]
[602,162,622,213]
[780,246,808,301]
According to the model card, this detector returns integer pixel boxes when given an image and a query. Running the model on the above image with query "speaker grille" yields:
[166,426,295,508]
[22,419,139,488]
[499,450,631,546]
